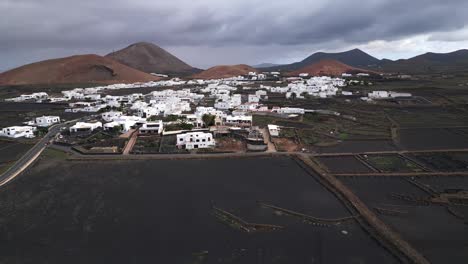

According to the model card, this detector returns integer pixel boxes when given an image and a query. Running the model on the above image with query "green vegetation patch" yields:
[279,128,296,138]
[252,115,289,127]
[132,136,161,154]
[366,155,424,173]
[297,130,319,146]
[42,148,68,160]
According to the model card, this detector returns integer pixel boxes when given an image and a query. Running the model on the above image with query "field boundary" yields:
[295,154,430,264]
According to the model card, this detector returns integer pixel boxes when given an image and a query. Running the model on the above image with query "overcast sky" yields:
[2,0,468,71]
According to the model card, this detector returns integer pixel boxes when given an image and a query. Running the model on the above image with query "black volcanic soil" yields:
[314,140,398,154]
[0,156,398,264]
[0,102,87,128]
[318,156,373,174]
[340,176,468,264]
[399,128,468,150]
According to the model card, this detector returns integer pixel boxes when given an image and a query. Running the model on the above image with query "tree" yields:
[113,125,123,133]
[34,127,49,137]
[202,114,216,127]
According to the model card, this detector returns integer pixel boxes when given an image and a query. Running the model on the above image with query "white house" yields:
[151,73,169,78]
[214,101,232,110]
[84,94,101,101]
[357,73,370,77]
[368,91,389,99]
[103,116,146,132]
[69,122,102,133]
[176,132,215,150]
[276,107,305,115]
[389,92,412,98]
[102,111,123,122]
[248,94,260,103]
[139,121,164,134]
[6,92,49,102]
[299,73,309,78]
[255,90,268,97]
[183,114,204,128]
[223,115,253,127]
[195,107,225,119]
[236,103,259,111]
[35,116,60,127]
[0,126,36,138]
[49,97,69,103]
[267,124,280,137]
[103,121,123,131]
[231,94,242,106]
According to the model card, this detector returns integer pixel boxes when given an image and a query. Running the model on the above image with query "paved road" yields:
[123,130,138,155]
[0,121,76,187]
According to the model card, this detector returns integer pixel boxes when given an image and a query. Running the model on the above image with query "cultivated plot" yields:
[0,156,399,263]
[340,176,468,264]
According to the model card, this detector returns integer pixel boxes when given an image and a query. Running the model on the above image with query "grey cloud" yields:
[1,0,468,71]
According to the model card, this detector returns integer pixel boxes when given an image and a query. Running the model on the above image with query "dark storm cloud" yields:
[1,0,468,70]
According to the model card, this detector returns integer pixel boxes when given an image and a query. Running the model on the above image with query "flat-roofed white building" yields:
[0,126,36,138]
[389,92,412,98]
[214,101,232,110]
[35,116,60,127]
[6,92,49,102]
[69,122,102,133]
[102,111,123,122]
[248,94,260,103]
[368,91,389,99]
[267,124,280,137]
[276,107,305,115]
[176,132,215,150]
[236,103,259,111]
[139,121,164,134]
[183,114,204,128]
[103,116,146,132]
[195,107,225,119]
[223,115,252,127]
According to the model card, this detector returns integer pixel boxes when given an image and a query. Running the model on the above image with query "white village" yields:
[1,70,412,155]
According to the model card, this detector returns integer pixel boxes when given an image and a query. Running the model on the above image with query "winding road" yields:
[0,121,74,187]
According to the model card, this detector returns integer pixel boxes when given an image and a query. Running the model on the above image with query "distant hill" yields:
[374,49,468,74]
[192,64,257,79]
[289,59,373,76]
[263,49,380,72]
[0,54,159,86]
[106,42,200,76]
[252,63,282,69]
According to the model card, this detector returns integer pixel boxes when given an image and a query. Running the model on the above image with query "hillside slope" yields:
[289,59,373,76]
[0,54,159,86]
[192,64,257,79]
[375,49,468,73]
[263,49,380,72]
[106,42,199,76]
